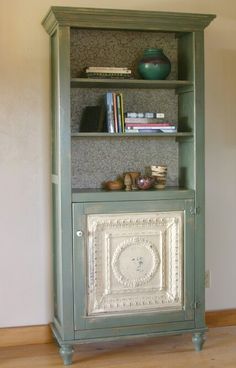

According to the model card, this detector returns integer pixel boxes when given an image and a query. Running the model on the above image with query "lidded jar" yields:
[138,48,171,80]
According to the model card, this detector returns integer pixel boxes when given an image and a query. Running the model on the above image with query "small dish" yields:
[136,176,155,190]
[105,180,123,190]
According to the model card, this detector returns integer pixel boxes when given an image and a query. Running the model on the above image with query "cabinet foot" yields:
[59,345,74,365]
[192,332,205,352]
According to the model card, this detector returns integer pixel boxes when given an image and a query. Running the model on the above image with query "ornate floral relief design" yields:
[86,212,183,315]
[111,237,160,288]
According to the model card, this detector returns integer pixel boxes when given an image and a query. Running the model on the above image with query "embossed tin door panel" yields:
[73,200,195,331]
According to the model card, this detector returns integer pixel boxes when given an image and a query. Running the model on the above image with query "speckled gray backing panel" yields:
[70,28,179,189]
[71,137,178,188]
[71,88,178,133]
[70,29,177,79]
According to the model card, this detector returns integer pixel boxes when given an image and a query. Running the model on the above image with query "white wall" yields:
[0,0,236,328]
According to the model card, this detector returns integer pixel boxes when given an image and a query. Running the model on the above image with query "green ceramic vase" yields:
[138,48,171,80]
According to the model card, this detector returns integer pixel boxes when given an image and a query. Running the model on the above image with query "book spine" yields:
[116,94,122,133]
[125,117,168,124]
[86,67,131,73]
[85,72,132,78]
[125,112,165,119]
[119,93,125,133]
[112,93,118,133]
[105,92,115,133]
[125,123,176,128]
[125,129,177,133]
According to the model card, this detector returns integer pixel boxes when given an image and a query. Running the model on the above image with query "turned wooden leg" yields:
[192,332,205,352]
[59,345,74,365]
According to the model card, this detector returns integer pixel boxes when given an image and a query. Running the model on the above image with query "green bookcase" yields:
[42,7,215,365]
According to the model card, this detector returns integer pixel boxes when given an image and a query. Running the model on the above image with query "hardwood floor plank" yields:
[0,326,236,367]
[1,309,235,348]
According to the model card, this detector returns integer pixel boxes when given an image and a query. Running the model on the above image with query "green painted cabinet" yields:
[42,7,215,365]
[72,198,195,333]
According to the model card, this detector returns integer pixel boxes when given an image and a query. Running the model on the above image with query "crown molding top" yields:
[42,6,216,35]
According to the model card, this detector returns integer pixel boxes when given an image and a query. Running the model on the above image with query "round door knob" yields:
[76,230,83,237]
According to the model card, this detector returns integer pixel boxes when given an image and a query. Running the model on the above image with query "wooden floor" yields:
[1,326,236,367]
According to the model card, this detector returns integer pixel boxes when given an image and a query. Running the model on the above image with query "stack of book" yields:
[124,113,177,133]
[105,92,125,133]
[125,112,165,119]
[83,66,132,79]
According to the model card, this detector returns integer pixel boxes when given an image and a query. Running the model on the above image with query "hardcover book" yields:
[85,66,131,73]
[125,117,167,124]
[125,123,176,129]
[105,92,115,133]
[125,128,177,133]
[83,66,132,79]
[125,112,165,119]
[116,94,122,133]
[79,105,106,132]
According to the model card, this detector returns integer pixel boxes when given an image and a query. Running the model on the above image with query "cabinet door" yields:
[73,199,195,335]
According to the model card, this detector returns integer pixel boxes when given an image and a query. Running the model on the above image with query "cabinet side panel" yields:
[51,27,74,340]
[178,91,194,189]
[51,31,63,333]
[178,33,194,81]
[51,33,59,176]
[194,31,206,329]
[52,182,62,326]
[178,33,195,190]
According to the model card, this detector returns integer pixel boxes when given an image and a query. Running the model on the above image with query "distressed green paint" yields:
[51,322,205,345]
[51,28,63,337]
[75,321,197,341]
[73,199,194,331]
[42,6,215,364]
[42,7,215,34]
[71,78,193,89]
[178,91,195,189]
[72,188,195,202]
[71,132,193,138]
[50,25,74,341]
[178,32,194,82]
[57,26,74,340]
[193,31,207,329]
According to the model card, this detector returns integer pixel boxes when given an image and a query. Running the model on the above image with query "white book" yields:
[86,66,131,74]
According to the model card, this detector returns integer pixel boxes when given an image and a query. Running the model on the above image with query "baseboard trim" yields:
[205,309,236,328]
[1,309,236,347]
[0,324,53,348]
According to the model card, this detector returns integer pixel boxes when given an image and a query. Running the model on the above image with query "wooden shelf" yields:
[71,78,193,90]
[72,187,195,202]
[71,132,193,138]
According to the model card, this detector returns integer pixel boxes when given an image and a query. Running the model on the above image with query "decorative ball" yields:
[136,176,155,190]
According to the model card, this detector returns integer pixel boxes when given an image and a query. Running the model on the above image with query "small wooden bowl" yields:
[105,180,123,190]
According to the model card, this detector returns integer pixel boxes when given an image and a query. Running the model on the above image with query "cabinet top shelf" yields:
[71,78,193,90]
[42,7,216,35]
